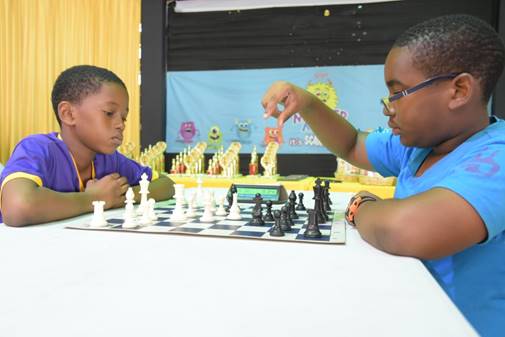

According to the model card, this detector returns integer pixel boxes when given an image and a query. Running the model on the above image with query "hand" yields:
[85,173,130,209]
[261,81,314,128]
[345,191,381,226]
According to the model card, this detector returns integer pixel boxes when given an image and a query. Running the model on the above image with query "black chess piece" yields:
[270,210,284,237]
[304,209,322,238]
[264,200,274,221]
[251,204,265,226]
[288,191,299,219]
[323,180,332,212]
[253,193,263,211]
[226,184,236,212]
[313,181,328,223]
[280,206,292,232]
[296,192,306,211]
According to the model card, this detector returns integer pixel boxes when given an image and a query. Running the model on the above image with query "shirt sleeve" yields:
[0,136,51,190]
[365,129,407,177]
[114,152,153,185]
[433,145,505,242]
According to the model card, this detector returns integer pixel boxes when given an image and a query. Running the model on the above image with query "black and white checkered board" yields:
[66,204,346,244]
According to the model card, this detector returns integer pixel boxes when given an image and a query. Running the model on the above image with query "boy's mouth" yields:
[111,136,123,145]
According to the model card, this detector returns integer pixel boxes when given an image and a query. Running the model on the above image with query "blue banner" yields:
[166,66,388,154]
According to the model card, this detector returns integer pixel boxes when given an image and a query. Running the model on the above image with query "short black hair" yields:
[51,65,127,125]
[393,14,505,103]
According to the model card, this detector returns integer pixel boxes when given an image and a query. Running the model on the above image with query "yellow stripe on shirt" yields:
[0,172,43,210]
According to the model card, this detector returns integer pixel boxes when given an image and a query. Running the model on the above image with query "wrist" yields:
[345,195,377,226]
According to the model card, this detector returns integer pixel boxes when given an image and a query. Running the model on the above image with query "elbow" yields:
[372,211,422,258]
[1,194,33,227]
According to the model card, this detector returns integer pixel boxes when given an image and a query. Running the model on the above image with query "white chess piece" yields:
[137,173,150,215]
[215,196,227,216]
[226,194,242,220]
[170,193,187,222]
[209,190,216,212]
[173,184,186,205]
[196,176,204,206]
[122,187,137,229]
[90,201,108,227]
[200,199,215,222]
[185,192,197,218]
[139,208,152,226]
[148,198,158,221]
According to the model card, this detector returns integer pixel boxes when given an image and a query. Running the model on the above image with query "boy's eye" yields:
[103,111,114,117]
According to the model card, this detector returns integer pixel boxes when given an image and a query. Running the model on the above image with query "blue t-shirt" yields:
[0,133,152,222]
[366,117,505,337]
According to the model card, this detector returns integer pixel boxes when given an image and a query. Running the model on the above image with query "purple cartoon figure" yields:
[178,121,199,144]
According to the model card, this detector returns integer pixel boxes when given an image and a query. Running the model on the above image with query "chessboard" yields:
[66,202,346,245]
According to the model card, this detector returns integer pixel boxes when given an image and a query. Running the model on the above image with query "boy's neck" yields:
[59,129,96,171]
[431,106,489,156]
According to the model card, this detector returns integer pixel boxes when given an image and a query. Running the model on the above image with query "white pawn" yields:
[209,190,216,212]
[196,176,204,206]
[90,201,108,227]
[122,188,137,229]
[148,198,158,221]
[174,184,186,203]
[170,195,187,222]
[200,199,215,222]
[185,192,197,218]
[226,194,242,220]
[215,196,228,216]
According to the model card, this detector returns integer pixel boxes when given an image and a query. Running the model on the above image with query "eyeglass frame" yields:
[381,72,463,112]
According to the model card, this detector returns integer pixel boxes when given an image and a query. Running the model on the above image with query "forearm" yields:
[300,95,360,160]
[2,187,94,227]
[353,199,407,255]
[132,175,175,202]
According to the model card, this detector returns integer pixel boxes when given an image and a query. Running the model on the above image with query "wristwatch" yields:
[345,194,377,226]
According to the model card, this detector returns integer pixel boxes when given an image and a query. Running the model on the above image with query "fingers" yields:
[262,83,300,128]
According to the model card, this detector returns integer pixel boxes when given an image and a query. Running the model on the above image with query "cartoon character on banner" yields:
[207,125,223,150]
[306,77,349,119]
[176,121,199,144]
[230,118,255,143]
[263,127,283,145]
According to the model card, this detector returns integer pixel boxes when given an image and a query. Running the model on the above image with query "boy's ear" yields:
[58,101,77,126]
[448,73,474,110]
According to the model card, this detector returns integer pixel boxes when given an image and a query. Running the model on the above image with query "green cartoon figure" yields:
[207,125,223,150]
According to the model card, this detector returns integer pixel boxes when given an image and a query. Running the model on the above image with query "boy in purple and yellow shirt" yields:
[0,65,174,226]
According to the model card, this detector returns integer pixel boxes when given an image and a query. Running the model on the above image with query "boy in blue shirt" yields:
[262,15,505,337]
[0,65,174,226]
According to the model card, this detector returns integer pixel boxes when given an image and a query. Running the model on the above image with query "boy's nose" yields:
[382,106,395,117]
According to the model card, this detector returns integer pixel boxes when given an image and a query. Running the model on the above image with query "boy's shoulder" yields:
[16,132,61,149]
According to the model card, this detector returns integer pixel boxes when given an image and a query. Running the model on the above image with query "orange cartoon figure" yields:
[263,127,283,145]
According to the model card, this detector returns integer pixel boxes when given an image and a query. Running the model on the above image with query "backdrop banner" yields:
[166,65,388,154]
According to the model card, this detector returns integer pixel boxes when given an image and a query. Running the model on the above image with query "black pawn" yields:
[323,180,332,212]
[264,200,274,221]
[270,210,284,237]
[296,192,306,211]
[288,191,299,219]
[251,204,265,226]
[280,206,292,232]
[304,209,322,238]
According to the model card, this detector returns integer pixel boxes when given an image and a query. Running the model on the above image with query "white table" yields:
[0,191,478,337]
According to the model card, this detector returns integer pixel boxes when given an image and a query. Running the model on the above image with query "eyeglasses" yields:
[381,73,462,113]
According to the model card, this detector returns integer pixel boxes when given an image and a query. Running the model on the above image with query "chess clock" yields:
[233,184,288,204]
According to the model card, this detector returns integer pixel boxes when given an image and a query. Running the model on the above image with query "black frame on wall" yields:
[141,0,505,176]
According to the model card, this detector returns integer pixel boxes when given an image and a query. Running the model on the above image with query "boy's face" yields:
[71,83,129,155]
[384,47,454,148]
